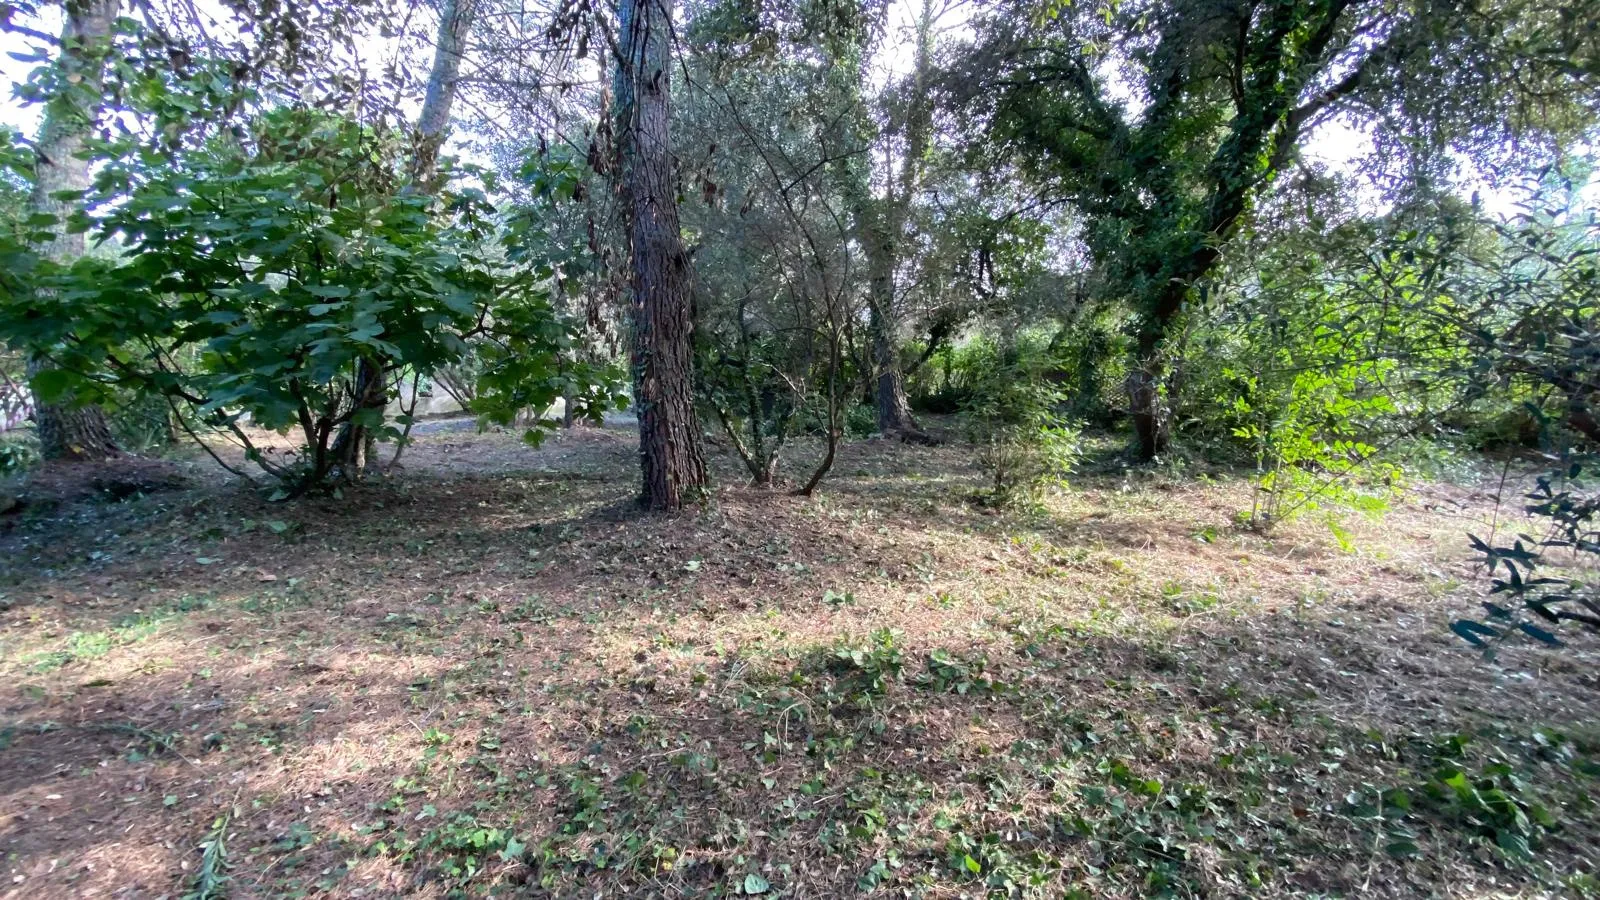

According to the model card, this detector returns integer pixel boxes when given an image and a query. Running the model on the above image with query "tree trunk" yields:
[332,0,479,476]
[616,0,708,510]
[1128,332,1169,462]
[28,355,119,461]
[869,298,918,434]
[26,0,122,462]
[415,0,477,187]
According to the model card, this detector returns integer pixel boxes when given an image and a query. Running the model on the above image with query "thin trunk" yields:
[798,324,844,496]
[333,0,479,476]
[616,0,708,510]
[27,0,122,462]
[415,0,477,186]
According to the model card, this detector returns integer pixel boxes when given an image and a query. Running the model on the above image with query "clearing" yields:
[1,421,1596,898]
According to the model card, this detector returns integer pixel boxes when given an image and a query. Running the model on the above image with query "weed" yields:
[183,815,230,900]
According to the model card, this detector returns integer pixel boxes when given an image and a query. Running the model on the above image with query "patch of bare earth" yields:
[1,423,1596,898]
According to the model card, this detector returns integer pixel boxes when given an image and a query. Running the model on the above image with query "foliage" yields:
[418,812,524,884]
[825,628,906,701]
[1458,461,1599,648]
[971,0,1600,457]
[1427,197,1600,644]
[1223,348,1399,531]
[184,815,231,900]
[0,109,603,494]
[0,429,39,476]
[958,338,1081,507]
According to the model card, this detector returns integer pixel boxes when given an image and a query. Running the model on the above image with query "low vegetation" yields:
[2,427,1597,897]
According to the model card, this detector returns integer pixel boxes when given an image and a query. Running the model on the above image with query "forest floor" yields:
[1,420,1597,899]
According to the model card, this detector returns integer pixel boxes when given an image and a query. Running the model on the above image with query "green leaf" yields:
[28,367,76,403]
[1385,838,1419,857]
[742,873,770,894]
[1495,829,1532,859]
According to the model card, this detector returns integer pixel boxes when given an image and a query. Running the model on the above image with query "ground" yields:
[0,421,1596,899]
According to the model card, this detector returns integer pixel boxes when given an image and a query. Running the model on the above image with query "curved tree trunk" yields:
[27,0,122,462]
[616,0,708,510]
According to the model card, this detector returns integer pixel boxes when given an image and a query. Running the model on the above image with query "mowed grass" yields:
[0,424,1596,899]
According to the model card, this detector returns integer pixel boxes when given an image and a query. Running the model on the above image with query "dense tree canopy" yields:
[0,0,1591,497]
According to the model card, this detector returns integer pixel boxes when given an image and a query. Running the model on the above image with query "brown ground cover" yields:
[1,422,1595,898]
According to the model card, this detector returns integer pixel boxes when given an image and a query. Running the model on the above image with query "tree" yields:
[415,0,480,183]
[331,0,485,475]
[824,0,942,441]
[24,0,122,461]
[681,50,861,491]
[614,0,709,510]
[972,0,1600,460]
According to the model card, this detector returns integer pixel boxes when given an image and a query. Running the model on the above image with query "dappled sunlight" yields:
[3,425,1598,897]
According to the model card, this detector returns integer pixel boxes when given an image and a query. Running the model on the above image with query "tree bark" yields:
[415,0,477,186]
[26,0,122,462]
[332,0,480,476]
[869,297,918,434]
[616,0,708,510]
[28,355,119,460]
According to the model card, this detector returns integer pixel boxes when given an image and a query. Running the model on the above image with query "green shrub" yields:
[0,429,39,475]
[960,342,1081,506]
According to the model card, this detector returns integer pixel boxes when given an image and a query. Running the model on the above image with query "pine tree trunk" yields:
[616,0,708,510]
[28,356,119,461]
[26,0,122,462]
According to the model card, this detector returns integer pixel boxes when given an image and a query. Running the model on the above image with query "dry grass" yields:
[0,422,1596,899]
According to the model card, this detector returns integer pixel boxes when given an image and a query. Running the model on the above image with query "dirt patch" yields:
[3,457,191,515]
[1,429,1596,898]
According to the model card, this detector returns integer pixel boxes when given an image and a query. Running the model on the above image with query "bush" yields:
[1457,459,1599,650]
[0,429,39,476]
[1448,210,1600,648]
[961,344,1081,507]
[0,110,607,495]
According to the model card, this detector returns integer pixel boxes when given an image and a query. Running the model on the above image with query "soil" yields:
[1,421,1595,898]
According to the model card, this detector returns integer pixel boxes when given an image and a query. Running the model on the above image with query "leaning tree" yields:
[969,0,1600,459]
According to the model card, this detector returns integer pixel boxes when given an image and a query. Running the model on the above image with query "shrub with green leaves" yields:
[959,341,1080,507]
[0,430,39,476]
[1446,209,1599,646]
[1226,357,1400,531]
[0,109,606,494]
